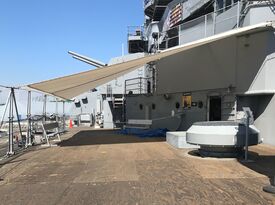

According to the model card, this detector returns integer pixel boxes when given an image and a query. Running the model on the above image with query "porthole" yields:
[75,102,81,108]
[82,97,88,104]
[152,103,156,110]
[139,104,143,110]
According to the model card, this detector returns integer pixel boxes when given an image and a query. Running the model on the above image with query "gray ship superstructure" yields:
[70,52,150,128]
[69,0,275,147]
[124,0,275,146]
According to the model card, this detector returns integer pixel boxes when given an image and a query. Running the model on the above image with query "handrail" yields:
[124,77,153,95]
[154,0,254,51]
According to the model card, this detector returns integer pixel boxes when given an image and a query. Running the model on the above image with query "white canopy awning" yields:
[27,21,274,99]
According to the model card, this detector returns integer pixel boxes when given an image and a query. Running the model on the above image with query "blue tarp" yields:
[118,128,169,138]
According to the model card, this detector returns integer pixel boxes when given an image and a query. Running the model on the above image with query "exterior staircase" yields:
[113,97,124,109]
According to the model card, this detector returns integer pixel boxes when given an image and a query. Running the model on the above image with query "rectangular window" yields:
[182,93,192,109]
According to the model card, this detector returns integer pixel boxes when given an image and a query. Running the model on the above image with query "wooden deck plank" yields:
[0,128,274,204]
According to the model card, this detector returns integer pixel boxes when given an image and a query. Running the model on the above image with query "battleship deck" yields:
[0,128,275,204]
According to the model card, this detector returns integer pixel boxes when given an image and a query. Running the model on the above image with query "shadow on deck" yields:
[239,151,275,185]
[58,129,166,147]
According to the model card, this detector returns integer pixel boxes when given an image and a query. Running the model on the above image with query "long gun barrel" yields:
[68,51,107,68]
[72,56,104,68]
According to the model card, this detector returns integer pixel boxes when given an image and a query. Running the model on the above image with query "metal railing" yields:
[127,26,144,38]
[0,88,70,160]
[125,77,153,95]
[106,84,113,99]
[155,0,248,51]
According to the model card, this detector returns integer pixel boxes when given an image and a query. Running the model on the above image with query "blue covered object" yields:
[118,128,169,138]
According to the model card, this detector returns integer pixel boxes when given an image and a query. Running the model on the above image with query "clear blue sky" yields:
[0,0,144,86]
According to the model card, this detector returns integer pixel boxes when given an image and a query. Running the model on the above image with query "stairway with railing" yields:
[124,77,153,95]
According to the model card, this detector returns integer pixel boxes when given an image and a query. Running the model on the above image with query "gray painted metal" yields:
[103,100,114,129]
[166,131,199,149]
[126,89,237,131]
[246,53,275,94]
[156,30,274,95]
[186,121,260,147]
[125,4,275,146]
[251,95,275,145]
[98,53,149,95]
[125,94,184,131]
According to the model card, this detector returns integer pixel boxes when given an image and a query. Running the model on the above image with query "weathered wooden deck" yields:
[0,127,275,205]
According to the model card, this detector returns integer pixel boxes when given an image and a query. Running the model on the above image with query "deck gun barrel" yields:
[68,51,106,68]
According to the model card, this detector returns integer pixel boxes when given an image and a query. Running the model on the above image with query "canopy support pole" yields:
[55,98,58,122]
[7,90,14,155]
[62,101,66,132]
[26,91,32,147]
[7,88,23,155]
[12,89,23,145]
[42,95,47,123]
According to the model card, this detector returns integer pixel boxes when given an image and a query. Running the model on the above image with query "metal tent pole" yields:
[42,94,47,141]
[42,95,47,123]
[62,101,65,131]
[7,89,14,155]
[55,98,58,122]
[11,88,23,144]
[26,91,32,147]
[55,98,60,137]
